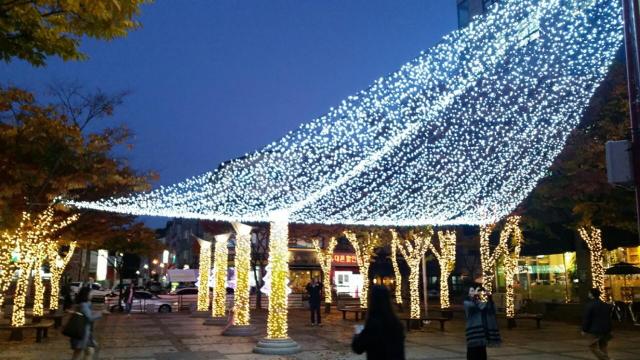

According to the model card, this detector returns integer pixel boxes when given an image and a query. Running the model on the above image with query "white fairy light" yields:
[68,0,623,227]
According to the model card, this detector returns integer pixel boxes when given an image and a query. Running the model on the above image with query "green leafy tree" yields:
[0,0,149,66]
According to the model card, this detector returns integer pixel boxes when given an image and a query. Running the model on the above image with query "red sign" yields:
[332,253,357,265]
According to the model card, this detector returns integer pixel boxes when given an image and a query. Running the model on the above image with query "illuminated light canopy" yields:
[67,0,623,227]
[578,225,606,301]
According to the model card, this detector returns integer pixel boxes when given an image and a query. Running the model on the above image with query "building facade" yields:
[457,0,499,28]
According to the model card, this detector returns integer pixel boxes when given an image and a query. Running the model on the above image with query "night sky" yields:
[1,0,456,226]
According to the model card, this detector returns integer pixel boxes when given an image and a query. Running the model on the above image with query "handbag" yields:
[62,311,87,339]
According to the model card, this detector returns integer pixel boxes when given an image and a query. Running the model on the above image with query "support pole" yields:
[204,233,229,326]
[622,0,640,241]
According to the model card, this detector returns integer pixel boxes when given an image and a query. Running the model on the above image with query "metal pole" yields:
[622,0,640,241]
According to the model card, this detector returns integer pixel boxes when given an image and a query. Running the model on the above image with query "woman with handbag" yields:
[69,286,102,359]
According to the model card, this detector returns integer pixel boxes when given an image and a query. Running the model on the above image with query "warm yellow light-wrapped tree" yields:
[211,234,229,319]
[430,230,456,310]
[0,226,18,310]
[230,222,252,327]
[479,223,507,294]
[196,238,212,312]
[390,235,403,305]
[254,212,300,355]
[312,236,337,308]
[578,225,606,301]
[47,240,77,311]
[345,230,378,309]
[392,227,433,319]
[500,216,523,318]
[5,207,79,327]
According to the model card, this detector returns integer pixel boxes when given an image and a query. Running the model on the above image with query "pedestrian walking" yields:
[70,287,102,360]
[464,286,501,360]
[582,288,612,360]
[306,277,322,326]
[352,285,405,360]
[124,284,134,315]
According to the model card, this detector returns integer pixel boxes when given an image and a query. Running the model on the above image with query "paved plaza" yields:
[1,309,640,360]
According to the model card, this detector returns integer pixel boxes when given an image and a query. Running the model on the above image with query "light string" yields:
[67,0,623,227]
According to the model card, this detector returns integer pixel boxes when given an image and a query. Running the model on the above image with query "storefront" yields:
[288,249,321,294]
[331,252,362,297]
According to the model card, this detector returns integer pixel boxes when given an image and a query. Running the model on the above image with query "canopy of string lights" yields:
[69,0,623,226]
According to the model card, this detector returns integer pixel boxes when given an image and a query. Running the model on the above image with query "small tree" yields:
[500,216,523,318]
[312,236,337,310]
[392,227,433,319]
[47,240,77,311]
[390,235,403,305]
[344,230,379,309]
[430,230,456,310]
[578,225,606,301]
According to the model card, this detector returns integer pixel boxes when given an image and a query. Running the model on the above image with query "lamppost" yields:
[622,0,640,241]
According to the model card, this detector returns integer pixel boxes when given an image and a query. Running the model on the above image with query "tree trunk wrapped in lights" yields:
[47,241,77,311]
[392,228,433,319]
[578,225,606,301]
[500,216,523,319]
[32,246,46,317]
[231,222,252,326]
[345,230,378,309]
[479,223,507,294]
[312,237,337,307]
[0,228,18,310]
[7,207,79,327]
[212,234,229,318]
[266,213,291,339]
[196,238,212,312]
[431,230,456,310]
[390,235,403,305]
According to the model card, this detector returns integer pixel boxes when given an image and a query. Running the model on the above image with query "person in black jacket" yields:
[582,288,612,360]
[306,277,322,325]
[352,285,405,360]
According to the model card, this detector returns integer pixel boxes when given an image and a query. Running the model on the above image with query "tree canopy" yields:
[520,58,638,248]
[0,0,148,66]
[0,84,158,252]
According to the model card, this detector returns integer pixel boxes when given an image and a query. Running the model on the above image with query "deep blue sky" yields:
[1,0,457,226]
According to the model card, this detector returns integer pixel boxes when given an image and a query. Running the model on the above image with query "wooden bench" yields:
[400,316,450,332]
[508,313,543,329]
[339,307,367,321]
[46,312,65,328]
[0,320,54,342]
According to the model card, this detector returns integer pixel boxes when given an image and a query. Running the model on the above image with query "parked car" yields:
[109,291,177,313]
[69,282,112,301]
[158,287,201,310]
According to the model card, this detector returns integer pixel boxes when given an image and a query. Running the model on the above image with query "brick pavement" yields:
[1,308,639,359]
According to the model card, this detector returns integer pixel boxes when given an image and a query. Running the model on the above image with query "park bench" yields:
[0,320,54,342]
[46,312,65,328]
[400,316,450,332]
[508,313,543,329]
[339,306,367,321]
